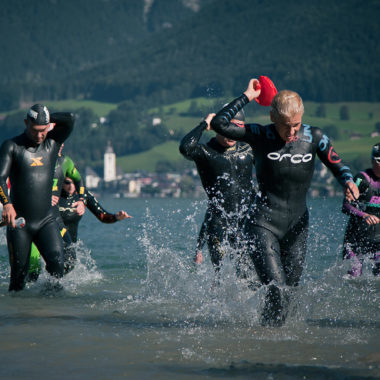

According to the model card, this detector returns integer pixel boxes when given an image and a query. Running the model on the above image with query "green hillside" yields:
[0,96,378,172]
[117,141,184,172]
[115,99,380,172]
[0,0,378,111]
[45,100,118,118]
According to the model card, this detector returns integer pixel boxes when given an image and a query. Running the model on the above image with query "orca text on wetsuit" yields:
[211,81,356,324]
[179,117,255,269]
[0,110,75,291]
[342,168,380,276]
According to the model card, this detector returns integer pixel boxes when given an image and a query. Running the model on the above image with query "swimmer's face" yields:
[216,134,236,147]
[272,111,303,143]
[63,177,75,195]
[24,120,50,144]
[372,157,380,174]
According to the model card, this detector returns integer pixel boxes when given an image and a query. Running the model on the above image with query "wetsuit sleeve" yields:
[64,156,85,199]
[85,190,117,223]
[342,172,368,217]
[314,128,354,187]
[48,113,75,144]
[210,94,253,143]
[196,218,208,251]
[0,140,14,205]
[179,121,208,161]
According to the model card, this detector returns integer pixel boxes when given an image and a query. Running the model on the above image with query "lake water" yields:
[0,197,379,379]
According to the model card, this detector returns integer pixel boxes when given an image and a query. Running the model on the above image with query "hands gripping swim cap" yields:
[26,104,50,125]
[255,76,278,107]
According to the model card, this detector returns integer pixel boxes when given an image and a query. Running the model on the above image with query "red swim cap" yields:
[255,76,278,107]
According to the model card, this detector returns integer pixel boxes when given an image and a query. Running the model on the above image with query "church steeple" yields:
[104,140,116,182]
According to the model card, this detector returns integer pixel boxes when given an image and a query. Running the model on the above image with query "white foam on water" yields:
[112,200,380,349]
[17,240,104,296]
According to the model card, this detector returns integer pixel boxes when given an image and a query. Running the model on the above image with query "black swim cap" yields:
[372,143,380,159]
[223,103,245,122]
[26,104,50,125]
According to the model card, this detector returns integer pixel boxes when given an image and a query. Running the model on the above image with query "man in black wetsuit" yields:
[27,146,86,281]
[0,104,75,291]
[342,143,380,277]
[59,176,130,243]
[211,79,359,326]
[179,112,255,272]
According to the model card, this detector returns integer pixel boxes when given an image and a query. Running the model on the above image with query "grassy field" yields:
[2,97,379,172]
[122,99,380,172]
[117,141,183,172]
[44,99,118,118]
[0,99,118,119]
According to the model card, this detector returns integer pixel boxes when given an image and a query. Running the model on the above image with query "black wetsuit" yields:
[342,169,380,276]
[0,113,74,291]
[179,120,255,270]
[211,94,353,325]
[52,154,85,272]
[59,189,119,243]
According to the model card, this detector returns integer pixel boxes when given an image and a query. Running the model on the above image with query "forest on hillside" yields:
[0,0,379,112]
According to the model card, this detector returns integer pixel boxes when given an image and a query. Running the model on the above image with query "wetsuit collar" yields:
[209,137,236,152]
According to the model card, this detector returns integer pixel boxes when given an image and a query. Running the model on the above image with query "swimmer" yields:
[211,79,359,326]
[27,145,85,280]
[342,143,380,277]
[59,176,131,243]
[180,112,256,273]
[0,104,75,291]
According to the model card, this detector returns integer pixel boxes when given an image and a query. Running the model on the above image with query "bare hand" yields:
[243,78,262,102]
[51,195,59,206]
[73,200,85,216]
[115,210,132,220]
[345,182,359,202]
[194,251,203,264]
[204,113,216,131]
[2,203,17,228]
[364,213,380,225]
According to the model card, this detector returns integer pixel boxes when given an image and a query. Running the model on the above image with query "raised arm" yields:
[179,113,215,160]
[48,112,75,144]
[211,78,261,142]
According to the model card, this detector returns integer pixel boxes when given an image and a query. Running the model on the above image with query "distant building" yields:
[128,180,141,196]
[152,117,162,126]
[85,167,102,189]
[104,141,116,182]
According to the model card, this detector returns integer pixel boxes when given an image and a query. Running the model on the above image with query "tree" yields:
[186,100,201,116]
[323,125,340,140]
[339,105,350,121]
[315,104,326,118]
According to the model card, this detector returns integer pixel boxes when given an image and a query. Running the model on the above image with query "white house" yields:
[85,167,102,189]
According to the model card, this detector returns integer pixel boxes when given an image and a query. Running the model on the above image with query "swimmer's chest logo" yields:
[30,157,44,167]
